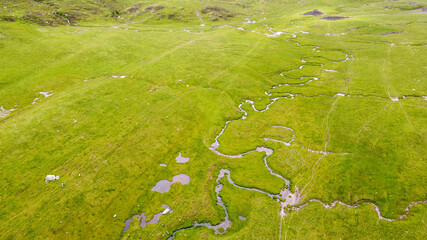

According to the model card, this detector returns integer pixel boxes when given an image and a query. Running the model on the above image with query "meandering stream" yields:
[154,19,426,239]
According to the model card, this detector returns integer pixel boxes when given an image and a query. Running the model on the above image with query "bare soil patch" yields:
[201,6,234,21]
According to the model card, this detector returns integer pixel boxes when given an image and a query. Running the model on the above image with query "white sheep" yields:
[45,175,60,183]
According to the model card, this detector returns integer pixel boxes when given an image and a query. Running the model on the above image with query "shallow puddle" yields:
[173,174,191,185]
[0,106,16,118]
[321,16,348,21]
[175,152,189,163]
[379,31,402,35]
[151,174,190,193]
[123,204,172,232]
[39,91,53,97]
[152,180,172,193]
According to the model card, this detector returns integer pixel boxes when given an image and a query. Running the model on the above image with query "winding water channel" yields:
[161,20,426,239]
[123,204,172,232]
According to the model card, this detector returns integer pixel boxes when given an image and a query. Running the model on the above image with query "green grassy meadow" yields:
[0,0,426,239]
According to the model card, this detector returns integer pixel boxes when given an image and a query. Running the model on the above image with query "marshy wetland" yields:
[0,0,426,239]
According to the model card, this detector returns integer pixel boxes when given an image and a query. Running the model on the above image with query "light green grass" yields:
[0,0,426,239]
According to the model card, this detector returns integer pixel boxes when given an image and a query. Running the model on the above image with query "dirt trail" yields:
[383,44,396,100]
[356,102,392,138]
[382,44,417,130]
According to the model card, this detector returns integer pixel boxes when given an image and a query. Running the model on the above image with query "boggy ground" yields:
[0,0,426,239]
